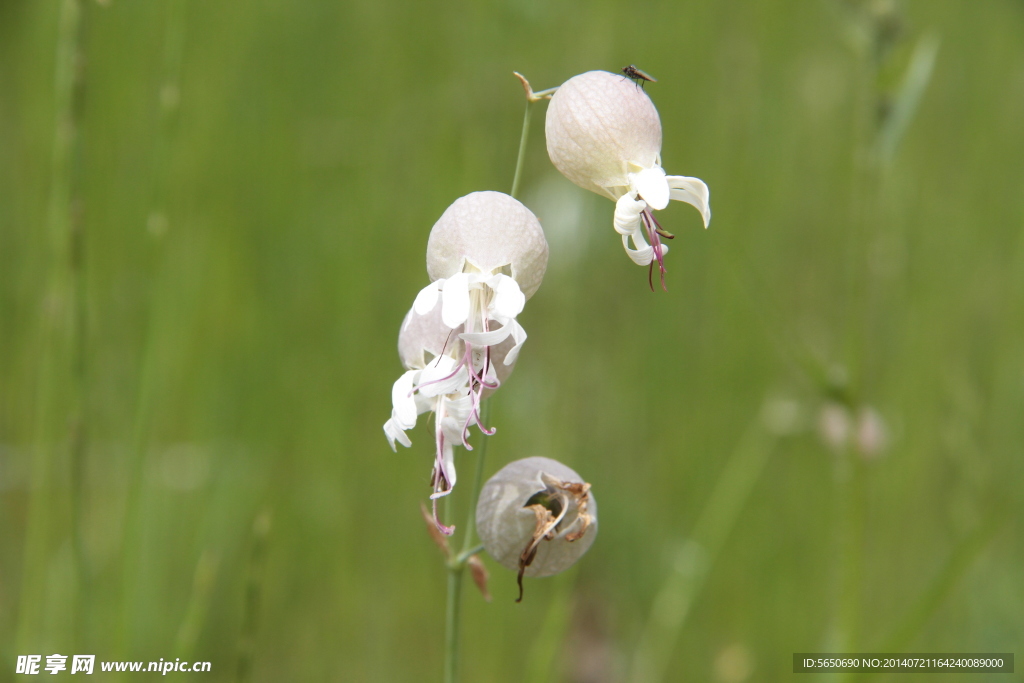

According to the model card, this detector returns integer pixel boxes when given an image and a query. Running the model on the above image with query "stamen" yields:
[436,328,456,364]
[640,209,669,291]
[431,496,455,536]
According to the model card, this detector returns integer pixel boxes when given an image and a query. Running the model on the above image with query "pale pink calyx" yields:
[417,191,547,365]
[545,70,711,286]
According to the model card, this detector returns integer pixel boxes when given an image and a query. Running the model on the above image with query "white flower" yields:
[385,191,547,533]
[545,70,710,288]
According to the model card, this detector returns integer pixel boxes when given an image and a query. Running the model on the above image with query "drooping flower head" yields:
[475,457,597,601]
[545,70,711,289]
[385,191,548,534]
[384,301,518,533]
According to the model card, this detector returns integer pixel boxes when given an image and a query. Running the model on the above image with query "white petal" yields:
[459,321,511,348]
[383,417,412,451]
[413,282,442,316]
[613,194,646,236]
[630,166,670,211]
[429,438,457,499]
[622,232,654,266]
[413,391,435,416]
[390,370,419,428]
[444,395,474,435]
[441,273,471,328]
[418,357,469,398]
[486,274,526,319]
[667,175,711,228]
[501,319,528,365]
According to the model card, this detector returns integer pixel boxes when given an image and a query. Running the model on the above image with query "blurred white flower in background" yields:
[546,70,710,288]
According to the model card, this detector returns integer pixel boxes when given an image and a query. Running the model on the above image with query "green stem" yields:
[443,402,491,683]
[443,563,465,683]
[442,75,539,679]
[510,102,533,199]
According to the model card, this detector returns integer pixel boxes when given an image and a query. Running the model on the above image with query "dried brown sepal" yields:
[541,476,594,542]
[514,474,595,602]
[467,554,492,602]
[559,481,593,542]
[419,501,451,559]
[513,72,556,104]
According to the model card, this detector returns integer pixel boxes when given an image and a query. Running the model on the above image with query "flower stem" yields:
[508,72,556,199]
[442,75,541,679]
[442,401,491,683]
[510,101,532,200]
[443,560,465,683]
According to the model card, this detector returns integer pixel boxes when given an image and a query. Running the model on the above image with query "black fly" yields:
[622,65,657,89]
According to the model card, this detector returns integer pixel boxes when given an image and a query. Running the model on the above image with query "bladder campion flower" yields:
[476,457,597,601]
[545,70,711,288]
[385,191,548,534]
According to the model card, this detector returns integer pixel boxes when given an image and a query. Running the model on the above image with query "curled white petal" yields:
[440,273,471,328]
[443,395,474,437]
[486,273,526,319]
[418,356,468,397]
[413,282,441,317]
[614,194,646,236]
[430,436,458,499]
[459,319,513,348]
[383,416,413,451]
[622,232,654,266]
[501,318,528,365]
[667,175,711,228]
[630,166,670,211]
[391,370,419,429]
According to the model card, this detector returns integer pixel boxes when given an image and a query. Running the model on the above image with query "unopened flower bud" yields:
[476,457,597,601]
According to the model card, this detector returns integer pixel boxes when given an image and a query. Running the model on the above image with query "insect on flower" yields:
[622,64,657,89]
[545,70,710,289]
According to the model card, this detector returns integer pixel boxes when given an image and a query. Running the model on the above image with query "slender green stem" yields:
[443,402,492,683]
[443,563,465,683]
[455,544,485,564]
[510,102,532,200]
[442,76,539,679]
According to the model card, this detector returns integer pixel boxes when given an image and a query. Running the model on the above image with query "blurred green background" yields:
[1,0,1022,681]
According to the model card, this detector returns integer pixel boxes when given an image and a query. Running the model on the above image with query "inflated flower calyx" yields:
[415,191,549,367]
[545,70,711,289]
[425,191,549,300]
[546,70,663,201]
[475,457,597,602]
